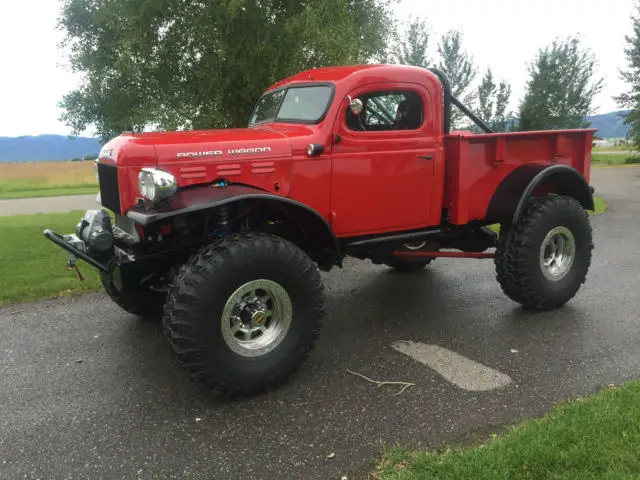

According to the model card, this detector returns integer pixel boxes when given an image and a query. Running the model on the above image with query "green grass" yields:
[0,185,99,200]
[0,211,102,306]
[592,153,640,166]
[0,180,98,200]
[592,144,635,152]
[375,381,640,480]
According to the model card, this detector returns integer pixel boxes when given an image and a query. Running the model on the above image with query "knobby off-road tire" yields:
[100,272,166,320]
[495,195,594,311]
[163,232,326,398]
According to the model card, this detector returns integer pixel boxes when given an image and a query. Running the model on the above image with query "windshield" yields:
[249,85,333,126]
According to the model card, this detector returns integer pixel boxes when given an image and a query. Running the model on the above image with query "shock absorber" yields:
[218,205,230,236]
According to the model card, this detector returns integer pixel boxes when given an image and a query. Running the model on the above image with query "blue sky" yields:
[0,0,635,137]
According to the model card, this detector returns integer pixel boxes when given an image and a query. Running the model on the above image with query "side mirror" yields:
[347,96,363,115]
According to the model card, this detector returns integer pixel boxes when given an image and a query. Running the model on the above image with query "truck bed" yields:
[443,129,596,225]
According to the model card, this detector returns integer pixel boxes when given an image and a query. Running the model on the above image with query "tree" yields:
[436,30,478,129]
[615,1,640,147]
[390,17,430,67]
[57,0,399,142]
[518,36,604,131]
[476,67,512,132]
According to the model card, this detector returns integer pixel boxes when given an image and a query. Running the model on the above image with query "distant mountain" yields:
[585,110,630,138]
[0,135,101,162]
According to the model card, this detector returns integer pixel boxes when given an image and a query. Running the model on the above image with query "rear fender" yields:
[126,184,341,269]
[486,164,595,224]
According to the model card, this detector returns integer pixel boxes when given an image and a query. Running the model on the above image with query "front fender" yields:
[126,184,341,268]
[486,164,595,224]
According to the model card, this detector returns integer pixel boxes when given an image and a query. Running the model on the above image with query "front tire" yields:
[495,195,593,310]
[163,232,326,398]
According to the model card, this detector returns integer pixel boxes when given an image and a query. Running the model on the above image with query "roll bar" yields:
[427,68,494,135]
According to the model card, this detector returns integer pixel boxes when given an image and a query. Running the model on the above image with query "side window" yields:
[345,90,424,132]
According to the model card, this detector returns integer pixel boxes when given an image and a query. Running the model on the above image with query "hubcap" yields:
[539,226,576,281]
[220,279,293,357]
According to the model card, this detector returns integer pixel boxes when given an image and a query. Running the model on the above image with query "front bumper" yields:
[43,209,118,274]
[43,229,109,273]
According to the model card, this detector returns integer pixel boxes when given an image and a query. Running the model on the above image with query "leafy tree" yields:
[436,30,478,129]
[390,17,430,67]
[476,67,512,132]
[615,0,640,147]
[57,0,398,142]
[518,36,604,131]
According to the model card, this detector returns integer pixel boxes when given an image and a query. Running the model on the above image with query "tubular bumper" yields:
[43,229,109,273]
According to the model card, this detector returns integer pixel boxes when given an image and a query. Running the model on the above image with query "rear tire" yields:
[495,195,593,310]
[163,232,326,398]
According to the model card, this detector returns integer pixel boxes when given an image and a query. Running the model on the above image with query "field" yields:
[375,381,640,479]
[0,161,98,200]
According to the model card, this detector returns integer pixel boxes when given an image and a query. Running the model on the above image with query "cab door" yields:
[329,82,439,237]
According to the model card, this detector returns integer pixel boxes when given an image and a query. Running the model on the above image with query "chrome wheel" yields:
[221,279,293,357]
[539,226,576,281]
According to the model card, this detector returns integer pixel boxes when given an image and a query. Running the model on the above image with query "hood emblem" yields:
[177,146,272,159]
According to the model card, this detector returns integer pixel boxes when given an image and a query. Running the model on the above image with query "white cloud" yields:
[396,0,635,114]
[0,0,635,136]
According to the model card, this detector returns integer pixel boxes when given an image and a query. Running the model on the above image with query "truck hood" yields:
[102,124,321,167]
[135,127,292,165]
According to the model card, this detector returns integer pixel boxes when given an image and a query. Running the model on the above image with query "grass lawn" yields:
[0,211,102,306]
[0,161,98,200]
[374,380,640,479]
[592,153,640,166]
[0,183,99,200]
[593,144,636,152]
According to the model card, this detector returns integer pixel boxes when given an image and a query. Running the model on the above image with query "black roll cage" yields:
[427,68,494,135]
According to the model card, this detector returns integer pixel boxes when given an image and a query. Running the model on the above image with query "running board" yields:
[393,250,495,259]
[346,229,441,248]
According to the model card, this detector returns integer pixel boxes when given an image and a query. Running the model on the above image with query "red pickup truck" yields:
[45,64,596,397]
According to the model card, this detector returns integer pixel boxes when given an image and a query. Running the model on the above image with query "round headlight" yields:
[138,168,177,202]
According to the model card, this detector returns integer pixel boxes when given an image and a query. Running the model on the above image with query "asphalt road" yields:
[1,167,639,480]
[0,194,98,216]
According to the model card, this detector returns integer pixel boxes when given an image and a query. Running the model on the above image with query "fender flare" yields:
[485,164,595,224]
[126,184,342,267]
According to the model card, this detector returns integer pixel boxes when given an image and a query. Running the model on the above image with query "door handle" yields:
[418,155,433,160]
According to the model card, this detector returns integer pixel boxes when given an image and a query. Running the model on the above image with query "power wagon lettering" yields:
[177,146,271,158]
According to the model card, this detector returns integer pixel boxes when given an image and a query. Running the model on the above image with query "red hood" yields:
[101,124,319,167]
